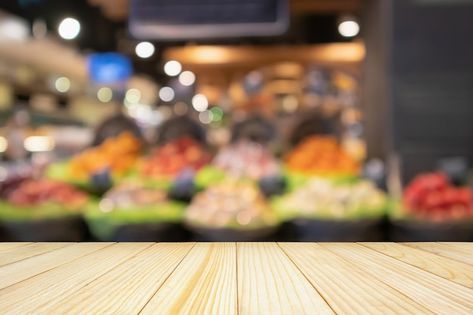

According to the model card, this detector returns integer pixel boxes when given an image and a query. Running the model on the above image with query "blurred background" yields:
[0,0,472,242]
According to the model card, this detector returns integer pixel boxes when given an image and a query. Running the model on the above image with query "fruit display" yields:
[286,136,360,177]
[85,183,185,241]
[141,137,211,179]
[401,172,473,221]
[185,180,278,229]
[7,179,87,209]
[98,183,169,209]
[0,179,88,221]
[68,132,141,181]
[272,178,387,220]
[0,166,32,199]
[212,140,280,180]
[0,176,26,199]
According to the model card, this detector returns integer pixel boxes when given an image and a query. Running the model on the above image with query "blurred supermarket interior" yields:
[0,0,472,242]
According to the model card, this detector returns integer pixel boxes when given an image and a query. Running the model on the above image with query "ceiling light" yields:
[97,87,113,103]
[199,110,213,124]
[282,95,298,112]
[0,17,29,41]
[58,17,80,40]
[54,77,70,93]
[178,71,196,86]
[192,94,208,112]
[24,136,55,152]
[125,88,141,104]
[0,136,8,153]
[164,60,182,76]
[159,86,175,102]
[338,19,360,38]
[135,41,155,59]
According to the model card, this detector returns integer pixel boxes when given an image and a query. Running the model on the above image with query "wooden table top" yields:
[0,242,472,314]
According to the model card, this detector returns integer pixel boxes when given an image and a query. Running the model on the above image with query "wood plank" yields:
[405,242,473,265]
[439,242,473,254]
[0,242,111,290]
[37,243,194,314]
[141,243,237,315]
[0,243,31,251]
[237,243,333,315]
[280,243,431,314]
[0,243,152,314]
[323,243,473,314]
[0,242,470,314]
[362,243,473,289]
[0,242,70,267]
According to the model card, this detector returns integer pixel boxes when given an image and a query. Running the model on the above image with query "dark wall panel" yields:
[364,0,473,182]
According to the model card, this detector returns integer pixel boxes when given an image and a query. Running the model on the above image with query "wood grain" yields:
[237,243,333,315]
[280,242,430,314]
[0,243,152,314]
[0,242,471,314]
[363,242,473,289]
[0,242,69,267]
[406,242,473,265]
[36,243,194,315]
[141,243,237,315]
[0,242,111,290]
[0,243,31,251]
[440,243,473,254]
[323,243,473,314]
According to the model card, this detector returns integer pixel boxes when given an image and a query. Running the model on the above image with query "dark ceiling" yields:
[0,0,360,80]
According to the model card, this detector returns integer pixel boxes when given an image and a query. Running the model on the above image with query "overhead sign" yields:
[88,53,133,84]
[129,0,289,40]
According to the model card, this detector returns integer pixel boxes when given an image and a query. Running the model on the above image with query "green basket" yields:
[84,201,186,241]
[0,202,83,222]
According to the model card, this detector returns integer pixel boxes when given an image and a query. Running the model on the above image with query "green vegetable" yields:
[46,161,145,192]
[120,171,173,191]
[284,169,360,192]
[271,179,388,221]
[194,166,227,189]
[46,162,88,188]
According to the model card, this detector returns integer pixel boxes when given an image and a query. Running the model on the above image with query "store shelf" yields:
[0,242,471,314]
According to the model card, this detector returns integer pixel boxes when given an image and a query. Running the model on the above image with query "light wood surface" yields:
[237,243,333,314]
[141,243,237,314]
[362,243,473,289]
[406,242,473,265]
[0,242,471,314]
[0,242,69,267]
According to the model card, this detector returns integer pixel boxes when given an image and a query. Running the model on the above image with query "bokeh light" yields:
[58,17,80,40]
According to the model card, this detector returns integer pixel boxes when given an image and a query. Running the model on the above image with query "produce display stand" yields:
[288,218,386,242]
[394,172,473,242]
[186,225,279,242]
[112,222,189,242]
[389,219,473,242]
[1,216,88,242]
[84,204,186,242]
[0,225,6,242]
[2,137,471,242]
[0,180,91,242]
[0,242,471,314]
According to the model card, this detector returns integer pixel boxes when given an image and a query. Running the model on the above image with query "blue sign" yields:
[88,53,133,84]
